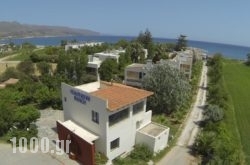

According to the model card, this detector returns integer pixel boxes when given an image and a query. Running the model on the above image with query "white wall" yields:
[136,131,155,151]
[136,125,169,153]
[106,99,151,161]
[61,83,157,162]
[61,83,108,154]
[153,128,169,152]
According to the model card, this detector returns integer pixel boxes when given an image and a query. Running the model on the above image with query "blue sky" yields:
[1,0,250,46]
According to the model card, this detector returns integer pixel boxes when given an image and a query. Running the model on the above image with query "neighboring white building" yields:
[65,42,103,51]
[171,50,193,79]
[87,49,125,72]
[124,60,153,87]
[124,50,194,87]
[58,81,169,164]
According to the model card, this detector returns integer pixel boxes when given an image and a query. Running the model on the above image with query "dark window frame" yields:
[110,138,120,150]
[109,108,129,126]
[133,101,144,114]
[92,110,99,124]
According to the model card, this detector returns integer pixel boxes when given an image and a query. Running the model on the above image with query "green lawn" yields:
[223,59,250,164]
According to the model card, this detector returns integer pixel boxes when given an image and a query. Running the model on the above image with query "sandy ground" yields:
[157,62,207,165]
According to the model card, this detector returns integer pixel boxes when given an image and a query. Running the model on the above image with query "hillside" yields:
[0,21,100,38]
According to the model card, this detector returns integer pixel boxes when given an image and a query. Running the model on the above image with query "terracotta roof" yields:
[91,82,153,111]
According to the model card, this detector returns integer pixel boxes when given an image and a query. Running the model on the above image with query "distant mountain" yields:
[0,21,100,38]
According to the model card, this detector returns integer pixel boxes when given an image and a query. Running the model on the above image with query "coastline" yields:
[0,35,249,60]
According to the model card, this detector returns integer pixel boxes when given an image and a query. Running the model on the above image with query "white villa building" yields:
[87,49,125,70]
[65,42,103,51]
[57,81,169,164]
[124,50,194,87]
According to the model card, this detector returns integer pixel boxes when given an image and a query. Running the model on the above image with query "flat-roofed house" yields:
[57,81,170,164]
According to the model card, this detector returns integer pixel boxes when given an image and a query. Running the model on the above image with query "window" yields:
[64,97,67,102]
[133,102,144,114]
[127,71,139,79]
[139,72,143,79]
[92,110,99,124]
[109,108,129,126]
[110,138,119,150]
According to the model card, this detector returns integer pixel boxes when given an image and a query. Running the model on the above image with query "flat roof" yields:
[91,82,153,111]
[138,122,169,137]
[126,63,145,69]
[58,120,99,144]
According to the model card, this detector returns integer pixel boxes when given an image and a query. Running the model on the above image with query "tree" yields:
[99,59,118,81]
[118,52,132,71]
[203,104,224,123]
[142,63,191,114]
[126,42,145,63]
[137,29,154,59]
[36,61,52,75]
[193,131,216,157]
[115,39,129,49]
[13,105,40,130]
[61,40,68,47]
[175,34,187,51]
[56,50,88,84]
[0,67,25,82]
[17,60,35,76]
[0,102,14,136]
[246,53,250,65]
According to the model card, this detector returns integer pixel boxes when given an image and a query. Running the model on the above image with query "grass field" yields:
[223,59,250,164]
[6,52,30,61]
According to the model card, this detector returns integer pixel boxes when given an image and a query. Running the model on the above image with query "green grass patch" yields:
[223,59,250,164]
[7,52,30,61]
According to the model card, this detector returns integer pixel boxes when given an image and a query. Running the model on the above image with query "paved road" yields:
[157,62,207,165]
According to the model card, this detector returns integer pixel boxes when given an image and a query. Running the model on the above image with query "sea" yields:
[1,35,250,60]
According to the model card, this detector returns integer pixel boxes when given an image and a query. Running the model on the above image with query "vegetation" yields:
[16,60,35,76]
[36,61,52,75]
[0,42,103,143]
[223,59,250,164]
[113,144,153,165]
[245,53,250,65]
[192,55,245,164]
[95,152,108,165]
[0,33,205,163]
[99,58,118,81]
[137,29,154,59]
[175,34,187,51]
[190,60,203,93]
[142,63,191,114]
[0,85,40,143]
[125,41,145,63]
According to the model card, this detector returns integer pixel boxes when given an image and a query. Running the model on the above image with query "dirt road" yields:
[157,62,207,165]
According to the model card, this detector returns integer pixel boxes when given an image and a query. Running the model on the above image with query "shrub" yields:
[203,104,224,123]
[130,144,153,162]
[95,152,108,165]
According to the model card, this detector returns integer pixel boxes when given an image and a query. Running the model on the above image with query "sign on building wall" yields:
[70,89,91,104]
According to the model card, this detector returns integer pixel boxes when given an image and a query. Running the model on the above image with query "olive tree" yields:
[142,63,191,114]
[203,104,224,123]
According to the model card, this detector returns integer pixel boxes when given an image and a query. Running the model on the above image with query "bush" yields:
[203,104,224,123]
[16,60,35,75]
[95,152,108,165]
[36,62,52,75]
[113,144,153,165]
[130,144,153,161]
